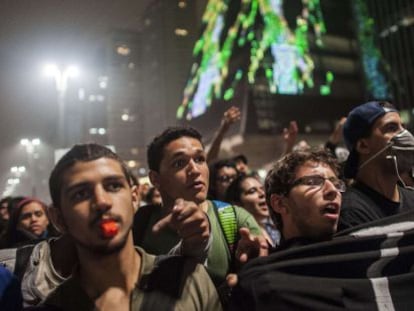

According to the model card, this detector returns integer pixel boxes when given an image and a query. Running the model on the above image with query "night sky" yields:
[0,0,152,191]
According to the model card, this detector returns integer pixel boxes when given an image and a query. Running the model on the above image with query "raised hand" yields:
[329,117,347,145]
[221,106,241,130]
[152,198,210,257]
[235,227,268,264]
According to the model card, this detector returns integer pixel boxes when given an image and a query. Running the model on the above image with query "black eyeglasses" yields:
[289,175,346,193]
[216,174,238,183]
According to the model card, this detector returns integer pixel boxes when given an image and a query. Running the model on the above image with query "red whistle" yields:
[100,220,119,238]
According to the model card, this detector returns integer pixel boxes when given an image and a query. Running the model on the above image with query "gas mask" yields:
[388,129,414,172]
[359,129,414,176]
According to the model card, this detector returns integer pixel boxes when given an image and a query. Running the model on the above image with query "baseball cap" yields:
[343,101,398,178]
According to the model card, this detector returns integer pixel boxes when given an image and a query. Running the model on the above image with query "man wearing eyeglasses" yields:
[265,149,344,248]
[229,149,414,310]
[227,150,344,309]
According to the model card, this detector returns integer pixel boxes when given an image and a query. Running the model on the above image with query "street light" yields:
[43,63,80,147]
[21,138,41,154]
[10,166,26,175]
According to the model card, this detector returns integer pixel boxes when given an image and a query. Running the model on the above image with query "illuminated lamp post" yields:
[43,64,79,148]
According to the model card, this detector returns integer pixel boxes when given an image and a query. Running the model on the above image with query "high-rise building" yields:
[105,1,206,175]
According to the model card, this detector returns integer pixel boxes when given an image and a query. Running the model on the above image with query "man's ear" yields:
[356,138,370,155]
[270,193,289,216]
[131,185,140,212]
[149,170,160,189]
[48,206,67,234]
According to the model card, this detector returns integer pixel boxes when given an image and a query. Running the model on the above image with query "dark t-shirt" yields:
[339,181,414,231]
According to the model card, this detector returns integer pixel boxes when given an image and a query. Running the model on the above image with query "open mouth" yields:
[322,203,339,218]
[189,181,204,189]
[258,201,268,208]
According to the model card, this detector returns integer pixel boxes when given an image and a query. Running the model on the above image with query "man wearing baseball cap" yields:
[339,101,414,230]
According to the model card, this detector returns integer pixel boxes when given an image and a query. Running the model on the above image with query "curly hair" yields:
[265,149,340,230]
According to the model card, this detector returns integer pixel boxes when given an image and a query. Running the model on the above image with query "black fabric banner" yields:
[230,210,414,311]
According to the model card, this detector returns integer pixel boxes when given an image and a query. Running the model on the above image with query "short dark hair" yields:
[49,143,132,207]
[208,159,238,199]
[225,173,257,205]
[232,154,248,165]
[147,126,203,172]
[265,149,340,230]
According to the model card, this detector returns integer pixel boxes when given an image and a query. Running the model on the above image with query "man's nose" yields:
[93,187,112,211]
[323,179,340,200]
[187,159,201,176]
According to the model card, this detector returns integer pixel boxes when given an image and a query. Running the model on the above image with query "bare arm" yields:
[206,106,241,163]
[325,117,346,156]
[328,117,346,145]
[282,120,298,156]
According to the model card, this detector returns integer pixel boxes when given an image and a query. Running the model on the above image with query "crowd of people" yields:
[0,100,413,310]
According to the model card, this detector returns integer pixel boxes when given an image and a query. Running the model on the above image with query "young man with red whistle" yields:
[41,143,221,310]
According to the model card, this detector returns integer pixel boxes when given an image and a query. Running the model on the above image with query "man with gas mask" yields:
[339,101,414,230]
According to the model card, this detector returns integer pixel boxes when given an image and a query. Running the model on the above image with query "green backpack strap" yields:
[212,200,238,260]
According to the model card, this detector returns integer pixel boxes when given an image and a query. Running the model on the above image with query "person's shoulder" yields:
[398,186,414,209]
[41,276,93,310]
[137,254,222,310]
[341,183,373,210]
[135,246,156,270]
[0,247,17,272]
[0,266,23,311]
[399,185,414,197]
[0,264,16,288]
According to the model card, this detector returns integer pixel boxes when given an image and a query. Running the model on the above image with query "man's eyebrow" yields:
[169,151,186,159]
[63,182,90,196]
[63,174,127,193]
[102,175,129,184]
[169,149,205,159]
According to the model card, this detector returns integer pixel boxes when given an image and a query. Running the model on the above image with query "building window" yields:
[116,45,131,56]
[175,28,188,36]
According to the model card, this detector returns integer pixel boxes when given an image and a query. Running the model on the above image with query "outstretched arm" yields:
[207,106,241,163]
[282,120,298,156]
[325,117,346,156]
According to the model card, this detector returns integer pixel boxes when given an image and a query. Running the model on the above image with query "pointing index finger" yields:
[152,198,184,233]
